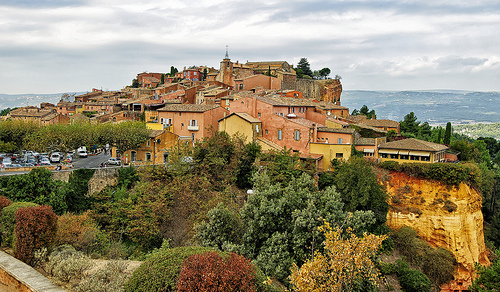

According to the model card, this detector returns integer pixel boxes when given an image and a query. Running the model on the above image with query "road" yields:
[72,152,111,169]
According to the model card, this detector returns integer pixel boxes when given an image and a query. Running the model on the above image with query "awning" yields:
[409,150,431,157]
[378,149,399,154]
[398,150,410,155]
[363,148,375,153]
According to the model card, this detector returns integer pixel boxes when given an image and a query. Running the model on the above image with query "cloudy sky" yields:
[1,0,499,94]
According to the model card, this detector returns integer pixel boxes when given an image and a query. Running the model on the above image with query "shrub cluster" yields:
[15,205,57,265]
[177,251,257,292]
[0,196,11,211]
[75,261,129,292]
[0,202,38,248]
[391,227,456,286]
[379,161,480,186]
[46,245,92,284]
[396,260,432,292]
[124,246,216,292]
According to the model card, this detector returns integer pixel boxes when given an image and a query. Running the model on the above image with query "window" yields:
[239,84,243,90]
[381,153,388,158]
[294,130,300,141]
[290,107,295,113]
[255,124,259,133]
[278,113,284,117]
[400,155,409,160]
[338,138,343,144]
[146,152,152,161]
[265,129,268,135]
[258,112,261,117]
[190,120,198,126]
[390,154,398,159]
[336,153,343,158]
[277,129,283,140]
[147,140,151,147]
[131,151,137,162]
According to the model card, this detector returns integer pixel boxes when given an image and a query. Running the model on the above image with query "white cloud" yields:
[0,0,499,93]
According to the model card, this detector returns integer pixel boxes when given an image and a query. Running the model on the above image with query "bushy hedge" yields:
[124,246,216,292]
[380,161,480,186]
[15,205,57,265]
[0,201,38,247]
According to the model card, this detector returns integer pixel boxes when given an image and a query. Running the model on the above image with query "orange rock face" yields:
[382,171,490,292]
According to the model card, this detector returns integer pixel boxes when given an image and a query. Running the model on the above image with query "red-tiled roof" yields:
[158,104,220,112]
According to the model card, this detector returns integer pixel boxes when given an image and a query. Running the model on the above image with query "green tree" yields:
[297,58,313,78]
[240,172,375,284]
[131,79,140,88]
[400,112,420,136]
[203,68,207,81]
[469,249,500,291]
[170,66,178,76]
[319,67,331,79]
[160,74,165,84]
[444,122,452,145]
[329,156,389,229]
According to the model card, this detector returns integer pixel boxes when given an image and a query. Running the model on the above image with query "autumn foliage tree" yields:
[15,205,57,265]
[290,221,387,292]
[177,251,257,292]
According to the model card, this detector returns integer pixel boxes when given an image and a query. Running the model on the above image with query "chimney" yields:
[313,124,318,142]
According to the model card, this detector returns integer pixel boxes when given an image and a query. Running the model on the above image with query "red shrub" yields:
[0,196,11,212]
[15,205,57,265]
[177,251,257,292]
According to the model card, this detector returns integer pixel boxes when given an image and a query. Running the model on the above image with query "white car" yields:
[78,150,88,158]
[107,157,121,166]
[50,152,61,163]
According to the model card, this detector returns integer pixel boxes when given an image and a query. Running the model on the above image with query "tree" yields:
[400,112,420,136]
[319,67,331,79]
[160,74,165,84]
[15,205,57,265]
[469,249,500,291]
[239,172,375,284]
[170,66,178,76]
[131,79,140,88]
[297,58,313,78]
[203,68,208,81]
[329,156,389,228]
[444,122,452,145]
[290,221,387,291]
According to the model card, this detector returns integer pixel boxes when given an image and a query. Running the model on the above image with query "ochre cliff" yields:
[382,171,490,292]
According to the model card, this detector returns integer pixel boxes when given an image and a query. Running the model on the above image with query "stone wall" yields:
[86,168,119,196]
[52,167,120,196]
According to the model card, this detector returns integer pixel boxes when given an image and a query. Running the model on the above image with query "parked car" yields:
[65,153,73,163]
[107,157,121,166]
[38,160,51,166]
[78,149,88,158]
[20,162,35,167]
[2,157,12,166]
[50,152,61,163]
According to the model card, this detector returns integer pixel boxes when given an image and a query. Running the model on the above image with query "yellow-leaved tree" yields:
[290,220,387,291]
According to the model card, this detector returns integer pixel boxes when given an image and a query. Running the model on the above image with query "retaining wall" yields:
[0,251,66,292]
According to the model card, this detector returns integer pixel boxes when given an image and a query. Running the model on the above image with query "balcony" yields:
[187,125,199,131]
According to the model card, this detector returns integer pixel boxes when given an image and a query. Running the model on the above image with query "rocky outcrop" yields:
[382,171,489,292]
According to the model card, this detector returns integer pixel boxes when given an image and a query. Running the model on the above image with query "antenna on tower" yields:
[225,45,229,59]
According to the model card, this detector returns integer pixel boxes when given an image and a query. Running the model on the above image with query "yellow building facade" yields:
[309,143,352,171]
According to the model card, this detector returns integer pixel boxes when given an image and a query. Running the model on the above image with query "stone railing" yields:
[0,251,65,292]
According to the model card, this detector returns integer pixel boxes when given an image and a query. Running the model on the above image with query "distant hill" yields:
[0,92,83,110]
[342,90,500,126]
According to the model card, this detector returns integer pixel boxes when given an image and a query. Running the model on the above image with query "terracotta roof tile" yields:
[317,127,355,134]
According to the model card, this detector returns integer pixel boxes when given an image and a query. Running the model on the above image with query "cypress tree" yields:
[444,122,452,145]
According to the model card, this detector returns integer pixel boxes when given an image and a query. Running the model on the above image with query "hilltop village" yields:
[3,53,452,170]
